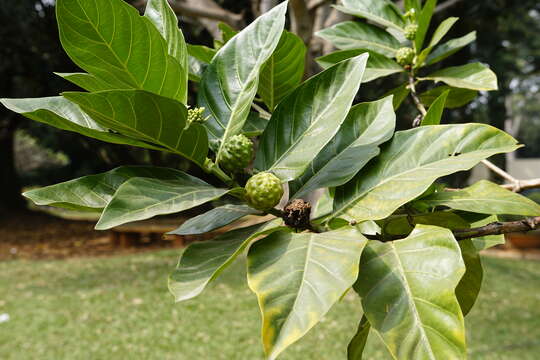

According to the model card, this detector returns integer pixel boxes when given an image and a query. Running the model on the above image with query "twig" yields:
[251,103,271,120]
[365,216,540,242]
[408,73,427,126]
[480,159,518,184]
[501,178,540,192]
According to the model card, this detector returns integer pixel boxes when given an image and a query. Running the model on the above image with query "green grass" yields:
[1,250,539,359]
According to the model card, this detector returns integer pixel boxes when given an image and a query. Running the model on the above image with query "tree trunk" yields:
[0,115,25,212]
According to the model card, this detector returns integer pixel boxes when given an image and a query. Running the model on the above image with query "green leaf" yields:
[420,86,477,109]
[415,17,459,67]
[242,112,270,137]
[289,96,395,199]
[416,180,540,216]
[255,54,368,181]
[22,166,187,211]
[169,219,285,302]
[469,215,505,251]
[55,72,126,92]
[405,0,422,11]
[456,239,483,316]
[421,90,449,126]
[316,21,401,57]
[186,44,216,82]
[426,31,477,65]
[334,0,405,31]
[198,2,287,154]
[247,227,368,360]
[347,315,370,360]
[57,0,185,101]
[218,22,238,43]
[381,211,470,237]
[258,31,306,110]
[95,177,229,230]
[63,90,208,165]
[415,0,437,51]
[316,50,403,82]
[421,62,498,91]
[385,83,410,110]
[332,124,520,223]
[0,96,163,151]
[144,0,189,103]
[355,225,466,359]
[168,204,261,235]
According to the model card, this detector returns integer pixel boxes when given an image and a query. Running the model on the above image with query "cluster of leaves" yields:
[2,0,540,359]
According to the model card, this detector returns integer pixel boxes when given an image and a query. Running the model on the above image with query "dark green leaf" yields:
[347,316,370,360]
[416,180,540,216]
[63,90,208,165]
[198,2,287,154]
[95,176,229,230]
[316,21,401,57]
[421,90,449,125]
[415,17,459,67]
[186,44,216,82]
[242,112,270,137]
[421,63,498,91]
[23,166,187,211]
[426,31,476,65]
[55,72,126,92]
[355,225,466,359]
[384,83,410,110]
[169,219,285,302]
[420,86,477,109]
[57,0,185,101]
[247,227,368,360]
[332,124,520,223]
[316,50,403,82]
[456,239,483,316]
[258,31,306,110]
[334,0,405,30]
[0,96,164,151]
[381,211,470,237]
[289,96,395,199]
[145,0,188,103]
[415,0,437,51]
[255,54,368,181]
[168,204,261,235]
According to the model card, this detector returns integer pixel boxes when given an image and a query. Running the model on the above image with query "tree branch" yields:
[408,73,427,127]
[500,178,540,192]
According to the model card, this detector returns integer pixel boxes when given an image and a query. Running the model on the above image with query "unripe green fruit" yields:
[245,172,283,211]
[187,107,207,124]
[404,24,418,40]
[396,47,415,66]
[218,134,254,173]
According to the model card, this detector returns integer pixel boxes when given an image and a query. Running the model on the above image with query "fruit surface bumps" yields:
[219,134,254,173]
[396,47,415,66]
[404,24,418,40]
[245,172,283,211]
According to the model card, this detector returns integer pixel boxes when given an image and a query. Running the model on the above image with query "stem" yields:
[251,102,271,120]
[203,158,233,185]
[408,72,427,127]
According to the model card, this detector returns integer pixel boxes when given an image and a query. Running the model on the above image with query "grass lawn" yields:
[1,250,540,359]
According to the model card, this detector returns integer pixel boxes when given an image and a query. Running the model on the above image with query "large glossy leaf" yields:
[169,219,285,302]
[347,316,371,360]
[247,227,368,360]
[145,0,188,103]
[355,225,466,359]
[258,31,306,110]
[456,239,483,316]
[0,96,163,151]
[426,31,477,65]
[63,90,208,165]
[255,54,368,181]
[289,96,395,199]
[23,166,187,211]
[169,204,261,235]
[95,176,228,230]
[332,124,520,223]
[316,50,403,82]
[316,22,400,58]
[420,90,448,126]
[421,63,498,91]
[415,0,437,51]
[420,86,477,109]
[415,17,459,68]
[416,180,540,216]
[57,0,184,101]
[198,2,287,154]
[335,0,405,31]
[56,72,126,92]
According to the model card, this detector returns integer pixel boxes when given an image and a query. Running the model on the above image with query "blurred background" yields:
[1,0,540,359]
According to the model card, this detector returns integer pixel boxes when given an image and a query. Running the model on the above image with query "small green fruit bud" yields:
[245,172,283,211]
[396,47,415,66]
[218,134,254,173]
[404,24,418,40]
[187,107,207,124]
